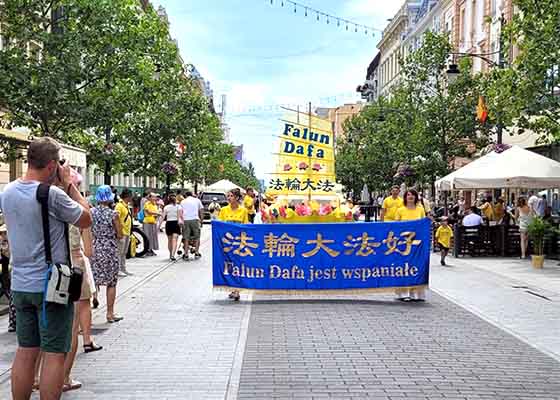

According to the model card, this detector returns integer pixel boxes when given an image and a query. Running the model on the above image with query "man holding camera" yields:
[0,138,92,400]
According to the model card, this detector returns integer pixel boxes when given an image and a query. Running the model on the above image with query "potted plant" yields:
[527,217,549,268]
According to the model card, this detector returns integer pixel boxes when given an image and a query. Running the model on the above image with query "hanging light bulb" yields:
[316,12,320,21]
[281,0,284,6]
[355,24,358,32]
[293,3,296,13]
[346,23,348,31]
[305,7,307,16]
[365,28,368,35]
[270,0,273,4]
[327,15,329,24]
[337,19,340,27]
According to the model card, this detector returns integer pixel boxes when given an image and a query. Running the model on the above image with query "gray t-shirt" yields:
[0,180,83,292]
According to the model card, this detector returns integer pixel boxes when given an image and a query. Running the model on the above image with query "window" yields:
[460,7,466,45]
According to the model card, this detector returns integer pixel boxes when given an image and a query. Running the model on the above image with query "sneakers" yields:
[440,259,446,266]
[194,252,202,259]
[170,256,177,261]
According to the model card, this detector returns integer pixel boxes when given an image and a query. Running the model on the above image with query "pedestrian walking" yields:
[435,217,453,266]
[62,225,102,393]
[115,189,133,274]
[91,185,124,324]
[218,188,249,301]
[0,137,92,399]
[243,187,256,223]
[515,197,534,259]
[162,194,183,261]
[380,186,404,222]
[394,189,426,301]
[143,193,161,256]
[180,190,204,260]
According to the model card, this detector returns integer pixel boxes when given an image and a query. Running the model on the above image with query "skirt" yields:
[143,223,159,251]
[165,220,181,236]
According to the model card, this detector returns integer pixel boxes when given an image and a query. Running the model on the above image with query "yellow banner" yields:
[268,111,336,196]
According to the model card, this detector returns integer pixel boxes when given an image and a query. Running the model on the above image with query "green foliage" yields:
[337,32,491,195]
[527,217,550,255]
[0,0,254,188]
[485,0,560,142]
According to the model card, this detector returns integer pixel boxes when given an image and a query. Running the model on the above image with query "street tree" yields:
[485,0,560,142]
[0,0,177,171]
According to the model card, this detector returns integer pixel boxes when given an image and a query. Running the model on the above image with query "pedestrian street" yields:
[1,227,559,400]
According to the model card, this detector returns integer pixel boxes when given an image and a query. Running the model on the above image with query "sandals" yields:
[63,379,82,392]
[83,342,103,353]
[107,315,124,323]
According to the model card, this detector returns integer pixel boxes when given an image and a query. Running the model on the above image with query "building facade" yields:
[316,103,365,142]
[361,0,515,101]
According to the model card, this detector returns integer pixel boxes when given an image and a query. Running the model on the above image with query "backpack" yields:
[137,209,145,223]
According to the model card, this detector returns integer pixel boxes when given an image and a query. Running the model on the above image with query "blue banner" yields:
[212,219,431,292]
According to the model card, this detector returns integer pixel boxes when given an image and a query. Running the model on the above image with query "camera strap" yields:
[37,183,72,327]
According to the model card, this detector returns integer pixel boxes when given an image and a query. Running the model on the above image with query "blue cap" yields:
[96,185,114,203]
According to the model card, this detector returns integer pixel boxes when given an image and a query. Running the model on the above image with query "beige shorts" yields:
[72,250,92,301]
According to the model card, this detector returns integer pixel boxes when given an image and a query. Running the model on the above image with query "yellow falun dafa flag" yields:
[267,111,337,196]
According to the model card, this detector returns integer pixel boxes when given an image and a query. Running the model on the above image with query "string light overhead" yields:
[267,0,381,37]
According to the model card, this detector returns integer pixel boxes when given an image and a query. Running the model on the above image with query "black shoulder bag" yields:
[37,184,83,305]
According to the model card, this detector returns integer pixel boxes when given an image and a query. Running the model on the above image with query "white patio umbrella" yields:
[436,146,560,189]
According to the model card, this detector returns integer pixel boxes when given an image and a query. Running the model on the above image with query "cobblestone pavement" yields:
[430,255,560,361]
[239,293,560,400]
[0,226,559,399]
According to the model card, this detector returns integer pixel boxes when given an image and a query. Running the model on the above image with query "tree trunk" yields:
[103,125,112,185]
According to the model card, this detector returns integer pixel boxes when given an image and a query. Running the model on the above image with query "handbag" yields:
[37,184,83,305]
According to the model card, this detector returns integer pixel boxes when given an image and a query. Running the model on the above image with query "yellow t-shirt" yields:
[243,195,255,215]
[480,202,494,220]
[494,203,504,221]
[218,205,249,224]
[143,202,158,224]
[436,225,453,248]
[115,200,132,236]
[394,206,426,221]
[382,196,404,221]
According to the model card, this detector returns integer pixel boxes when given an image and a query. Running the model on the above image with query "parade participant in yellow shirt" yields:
[243,187,256,223]
[435,217,453,266]
[381,186,404,222]
[394,189,427,302]
[218,188,248,301]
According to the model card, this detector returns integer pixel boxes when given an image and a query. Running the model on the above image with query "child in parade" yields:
[435,217,453,266]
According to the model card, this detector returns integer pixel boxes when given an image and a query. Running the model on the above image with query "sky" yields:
[151,0,404,181]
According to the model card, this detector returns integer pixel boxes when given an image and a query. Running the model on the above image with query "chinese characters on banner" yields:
[212,219,431,292]
[268,111,337,196]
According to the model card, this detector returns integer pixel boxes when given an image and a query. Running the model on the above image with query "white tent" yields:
[206,179,242,193]
[435,146,560,190]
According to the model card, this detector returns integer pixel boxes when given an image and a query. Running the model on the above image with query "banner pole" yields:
[308,102,312,203]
